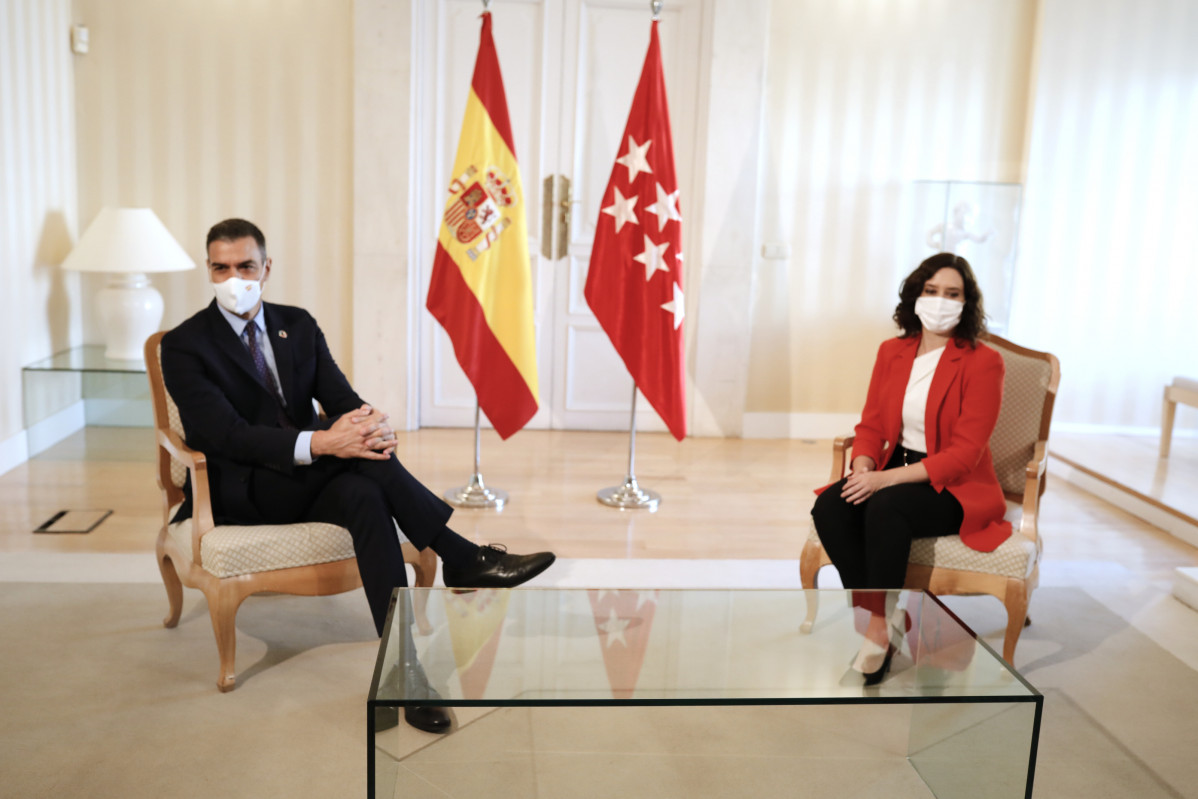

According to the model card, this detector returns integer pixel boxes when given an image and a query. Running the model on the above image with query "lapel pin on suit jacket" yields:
[278,330,287,338]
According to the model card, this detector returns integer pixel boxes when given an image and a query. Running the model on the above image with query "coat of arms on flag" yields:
[443,166,517,258]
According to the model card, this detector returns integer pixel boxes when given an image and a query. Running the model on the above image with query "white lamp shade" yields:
[61,207,196,274]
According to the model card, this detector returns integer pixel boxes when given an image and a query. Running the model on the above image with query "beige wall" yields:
[0,0,82,462]
[7,0,1194,462]
[748,0,1037,418]
[71,0,354,367]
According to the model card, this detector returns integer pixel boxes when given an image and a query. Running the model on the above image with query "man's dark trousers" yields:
[246,455,453,635]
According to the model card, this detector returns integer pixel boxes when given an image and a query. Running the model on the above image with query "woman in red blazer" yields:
[812,253,1011,684]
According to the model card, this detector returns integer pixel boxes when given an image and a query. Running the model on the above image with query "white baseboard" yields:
[25,401,86,457]
[742,412,858,440]
[0,430,30,477]
[1049,459,1198,548]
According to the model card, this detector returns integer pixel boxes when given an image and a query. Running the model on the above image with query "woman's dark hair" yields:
[892,252,987,345]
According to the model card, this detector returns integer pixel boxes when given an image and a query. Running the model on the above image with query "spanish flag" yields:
[427,11,538,439]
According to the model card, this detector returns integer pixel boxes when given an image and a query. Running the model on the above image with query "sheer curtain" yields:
[1010,0,1198,433]
[749,0,1036,423]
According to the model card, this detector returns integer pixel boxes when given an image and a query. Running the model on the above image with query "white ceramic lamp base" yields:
[96,272,163,362]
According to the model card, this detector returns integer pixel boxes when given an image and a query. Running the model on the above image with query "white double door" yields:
[417,0,704,431]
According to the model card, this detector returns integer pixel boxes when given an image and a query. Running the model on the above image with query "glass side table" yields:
[369,588,1042,799]
[23,346,151,452]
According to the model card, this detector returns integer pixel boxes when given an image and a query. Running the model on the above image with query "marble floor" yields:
[2,426,1195,657]
[3,426,1198,798]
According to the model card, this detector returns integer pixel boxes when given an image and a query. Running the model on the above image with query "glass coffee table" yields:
[369,588,1041,799]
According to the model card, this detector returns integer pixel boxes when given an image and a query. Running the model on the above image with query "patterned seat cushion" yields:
[167,504,356,579]
[806,502,1038,580]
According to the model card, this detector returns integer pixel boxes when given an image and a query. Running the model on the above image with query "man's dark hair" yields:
[206,218,267,259]
[892,252,988,346]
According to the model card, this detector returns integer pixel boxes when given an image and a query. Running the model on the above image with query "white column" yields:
[352,0,421,429]
[690,0,770,437]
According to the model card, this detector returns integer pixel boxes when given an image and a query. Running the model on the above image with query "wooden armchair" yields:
[800,334,1060,663]
[145,332,436,691]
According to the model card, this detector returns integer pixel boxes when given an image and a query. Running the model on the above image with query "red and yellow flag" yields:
[427,11,538,439]
[445,589,511,699]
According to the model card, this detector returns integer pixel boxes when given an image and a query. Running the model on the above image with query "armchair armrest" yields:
[157,429,215,564]
[1018,440,1048,543]
[831,435,855,482]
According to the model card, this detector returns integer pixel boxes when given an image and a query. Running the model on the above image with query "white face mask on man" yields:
[914,295,964,335]
[212,276,262,316]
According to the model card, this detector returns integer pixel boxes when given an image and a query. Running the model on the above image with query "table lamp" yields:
[61,207,196,361]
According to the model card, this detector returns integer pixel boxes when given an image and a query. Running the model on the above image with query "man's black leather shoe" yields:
[373,704,451,734]
[403,704,452,734]
[376,667,452,734]
[442,544,556,589]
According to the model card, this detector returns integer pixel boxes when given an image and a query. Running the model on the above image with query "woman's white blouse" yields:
[900,346,946,454]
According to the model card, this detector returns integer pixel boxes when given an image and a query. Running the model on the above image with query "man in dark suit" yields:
[162,218,554,732]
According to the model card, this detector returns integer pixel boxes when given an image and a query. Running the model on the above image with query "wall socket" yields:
[760,242,791,260]
[70,24,89,55]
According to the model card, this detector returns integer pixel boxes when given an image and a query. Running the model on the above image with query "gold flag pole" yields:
[597,382,661,511]
[444,400,508,509]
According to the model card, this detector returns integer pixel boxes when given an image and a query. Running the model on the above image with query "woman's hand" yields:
[850,456,876,474]
[841,469,894,505]
[841,458,930,504]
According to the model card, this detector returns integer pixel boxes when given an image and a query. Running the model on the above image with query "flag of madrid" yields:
[584,21,686,441]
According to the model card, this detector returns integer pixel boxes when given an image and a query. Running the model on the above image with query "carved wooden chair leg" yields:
[1001,579,1030,664]
[209,583,252,692]
[1160,390,1176,458]
[156,534,183,629]
[403,543,437,635]
[799,543,824,634]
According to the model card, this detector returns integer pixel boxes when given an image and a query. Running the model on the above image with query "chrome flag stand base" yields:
[444,472,508,510]
[597,475,660,511]
[597,384,660,511]
[444,403,507,510]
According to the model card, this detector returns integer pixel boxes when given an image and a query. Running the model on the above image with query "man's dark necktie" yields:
[244,322,294,429]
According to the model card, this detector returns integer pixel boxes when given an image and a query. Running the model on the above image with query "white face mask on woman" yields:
[212,276,262,316]
[914,296,964,334]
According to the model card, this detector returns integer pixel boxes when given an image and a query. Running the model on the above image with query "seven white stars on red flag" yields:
[584,20,686,441]
[600,135,683,312]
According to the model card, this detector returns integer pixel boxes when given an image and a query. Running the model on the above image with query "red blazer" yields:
[852,336,1012,552]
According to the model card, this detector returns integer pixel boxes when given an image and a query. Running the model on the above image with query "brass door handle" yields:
[541,175,571,261]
